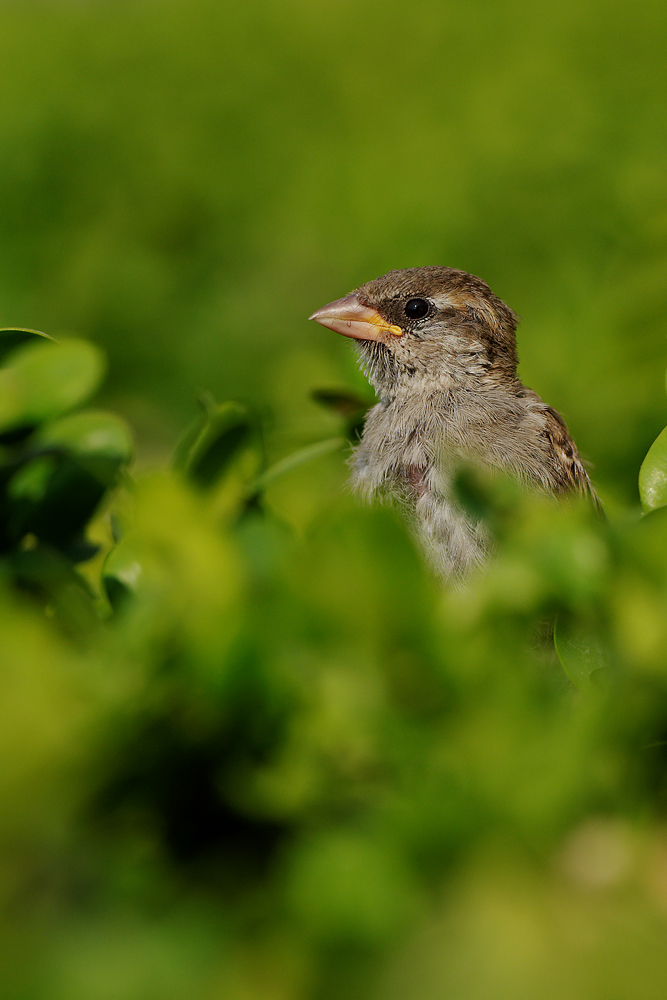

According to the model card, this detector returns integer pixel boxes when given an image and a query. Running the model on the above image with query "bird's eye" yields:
[404,298,429,320]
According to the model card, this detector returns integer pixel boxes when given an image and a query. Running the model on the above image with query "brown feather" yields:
[313,266,601,579]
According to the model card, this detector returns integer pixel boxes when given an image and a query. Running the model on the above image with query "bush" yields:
[3,329,667,999]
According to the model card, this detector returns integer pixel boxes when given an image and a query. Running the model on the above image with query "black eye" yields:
[404,298,429,320]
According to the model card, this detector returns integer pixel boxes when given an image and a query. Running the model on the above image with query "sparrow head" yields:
[310,266,520,394]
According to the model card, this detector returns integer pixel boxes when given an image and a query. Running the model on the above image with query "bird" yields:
[309,266,599,580]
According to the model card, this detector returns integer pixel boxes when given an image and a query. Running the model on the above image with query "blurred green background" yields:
[1,0,666,500]
[3,2,667,999]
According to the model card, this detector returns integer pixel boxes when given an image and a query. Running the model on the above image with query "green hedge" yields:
[3,329,667,999]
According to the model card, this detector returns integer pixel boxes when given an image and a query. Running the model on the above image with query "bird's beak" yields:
[309,294,403,342]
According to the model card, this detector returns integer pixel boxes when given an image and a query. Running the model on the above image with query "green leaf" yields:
[554,613,607,689]
[0,328,54,366]
[0,339,106,433]
[7,545,101,637]
[311,387,372,441]
[176,400,256,489]
[7,456,108,552]
[250,437,346,493]
[311,387,371,417]
[102,540,143,611]
[639,425,667,512]
[4,412,131,553]
[35,410,133,486]
[8,455,57,505]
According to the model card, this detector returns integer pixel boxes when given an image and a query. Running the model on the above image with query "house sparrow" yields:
[309,266,599,579]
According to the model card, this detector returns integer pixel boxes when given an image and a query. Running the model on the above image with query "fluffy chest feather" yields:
[309,265,599,579]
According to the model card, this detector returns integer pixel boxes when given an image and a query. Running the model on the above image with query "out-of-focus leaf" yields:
[101,473,243,668]
[172,415,205,471]
[102,539,143,610]
[3,413,130,556]
[7,546,101,639]
[8,455,55,505]
[0,339,105,433]
[251,437,346,492]
[0,586,95,849]
[311,387,372,441]
[35,410,133,485]
[175,400,257,489]
[311,387,371,418]
[554,613,607,688]
[62,536,101,564]
[7,456,108,551]
[286,831,418,945]
[0,328,53,366]
[639,426,667,512]
[452,464,525,534]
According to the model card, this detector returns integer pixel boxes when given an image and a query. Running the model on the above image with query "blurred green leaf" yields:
[0,328,53,365]
[5,410,131,551]
[174,400,257,489]
[554,613,608,688]
[311,387,373,441]
[102,539,143,610]
[639,425,667,512]
[7,545,101,638]
[35,410,133,485]
[251,437,345,492]
[0,339,105,433]
[7,454,109,551]
[311,387,371,418]
[286,831,418,945]
[0,408,131,559]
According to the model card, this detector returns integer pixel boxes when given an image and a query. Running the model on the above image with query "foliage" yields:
[3,335,667,1000]
[0,328,131,634]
